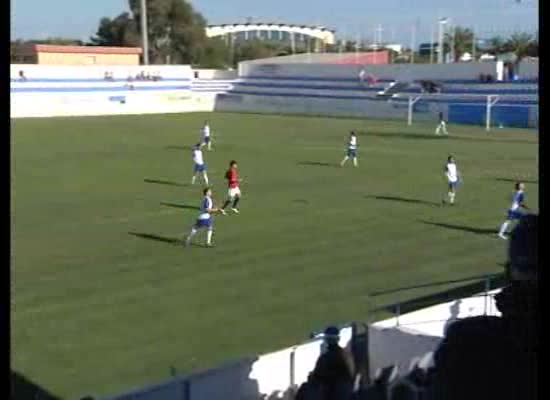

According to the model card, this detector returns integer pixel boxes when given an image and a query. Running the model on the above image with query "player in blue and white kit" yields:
[200,121,212,151]
[185,187,226,247]
[191,144,209,185]
[443,155,460,205]
[340,131,358,167]
[498,182,530,240]
[435,111,449,135]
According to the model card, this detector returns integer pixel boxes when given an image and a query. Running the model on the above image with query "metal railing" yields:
[366,272,505,326]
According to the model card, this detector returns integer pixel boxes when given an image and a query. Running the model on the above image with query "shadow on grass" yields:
[356,131,442,141]
[297,161,339,168]
[165,145,194,151]
[357,130,535,144]
[493,177,538,184]
[160,202,200,211]
[420,220,497,235]
[293,199,310,205]
[144,178,188,187]
[11,370,61,400]
[128,231,180,245]
[371,273,507,315]
[367,195,440,207]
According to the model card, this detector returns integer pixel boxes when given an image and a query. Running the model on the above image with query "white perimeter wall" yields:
[11,64,218,118]
[239,60,538,81]
[103,288,503,400]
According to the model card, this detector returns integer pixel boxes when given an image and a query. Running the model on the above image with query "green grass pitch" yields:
[11,112,538,398]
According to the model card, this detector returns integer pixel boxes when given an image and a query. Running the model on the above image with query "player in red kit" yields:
[222,160,241,213]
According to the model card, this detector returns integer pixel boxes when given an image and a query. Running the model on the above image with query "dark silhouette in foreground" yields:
[427,214,538,400]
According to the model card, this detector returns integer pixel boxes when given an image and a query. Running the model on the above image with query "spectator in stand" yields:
[18,70,27,81]
[309,326,355,400]
[426,214,538,400]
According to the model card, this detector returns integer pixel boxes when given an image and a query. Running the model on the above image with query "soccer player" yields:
[435,111,449,135]
[443,155,460,205]
[340,131,358,167]
[191,144,209,186]
[184,187,225,247]
[498,182,529,240]
[200,120,212,151]
[221,160,241,213]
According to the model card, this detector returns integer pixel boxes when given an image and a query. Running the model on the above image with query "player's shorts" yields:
[347,148,357,158]
[195,217,212,229]
[448,180,458,190]
[194,163,206,173]
[202,137,210,144]
[507,209,523,220]
[227,187,241,199]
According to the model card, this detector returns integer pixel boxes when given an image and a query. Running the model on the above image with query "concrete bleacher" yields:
[11,61,538,128]
[10,65,234,118]
[215,60,538,127]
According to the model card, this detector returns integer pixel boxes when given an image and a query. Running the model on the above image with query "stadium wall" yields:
[10,64,218,118]
[100,289,501,400]
[238,60,538,81]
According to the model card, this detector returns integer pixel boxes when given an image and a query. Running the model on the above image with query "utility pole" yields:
[430,24,435,64]
[410,23,416,64]
[438,18,448,64]
[140,0,149,65]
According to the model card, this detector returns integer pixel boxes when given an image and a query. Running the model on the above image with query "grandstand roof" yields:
[207,23,335,33]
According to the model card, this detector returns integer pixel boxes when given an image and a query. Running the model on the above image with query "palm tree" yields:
[505,32,534,70]
[444,26,474,62]
[488,36,506,55]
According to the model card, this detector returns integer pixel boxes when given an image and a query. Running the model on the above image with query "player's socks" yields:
[203,173,209,185]
[191,175,197,185]
[222,200,231,210]
[353,158,358,167]
[340,157,348,166]
[206,230,213,246]
[232,197,240,209]
[499,221,510,237]
[449,192,455,204]
[185,228,198,245]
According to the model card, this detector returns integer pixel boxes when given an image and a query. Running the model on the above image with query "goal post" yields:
[407,94,423,126]
[486,95,500,132]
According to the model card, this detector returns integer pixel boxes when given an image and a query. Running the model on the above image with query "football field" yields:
[11,112,538,398]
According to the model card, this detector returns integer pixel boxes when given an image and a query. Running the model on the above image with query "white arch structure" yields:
[206,23,336,46]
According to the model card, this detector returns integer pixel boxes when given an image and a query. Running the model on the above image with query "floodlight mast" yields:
[141,0,149,65]
[438,18,448,64]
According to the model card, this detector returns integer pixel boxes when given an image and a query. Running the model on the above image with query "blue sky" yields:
[12,0,538,44]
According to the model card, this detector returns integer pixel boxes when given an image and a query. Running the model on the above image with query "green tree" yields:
[505,32,534,64]
[445,26,474,62]
[91,13,140,47]
[128,0,209,64]
[193,37,232,68]
[233,39,282,63]
[30,37,84,45]
[91,0,212,64]
[487,36,506,55]
[526,33,538,57]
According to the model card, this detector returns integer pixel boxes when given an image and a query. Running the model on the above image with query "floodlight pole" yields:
[141,0,149,65]
[438,18,447,64]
